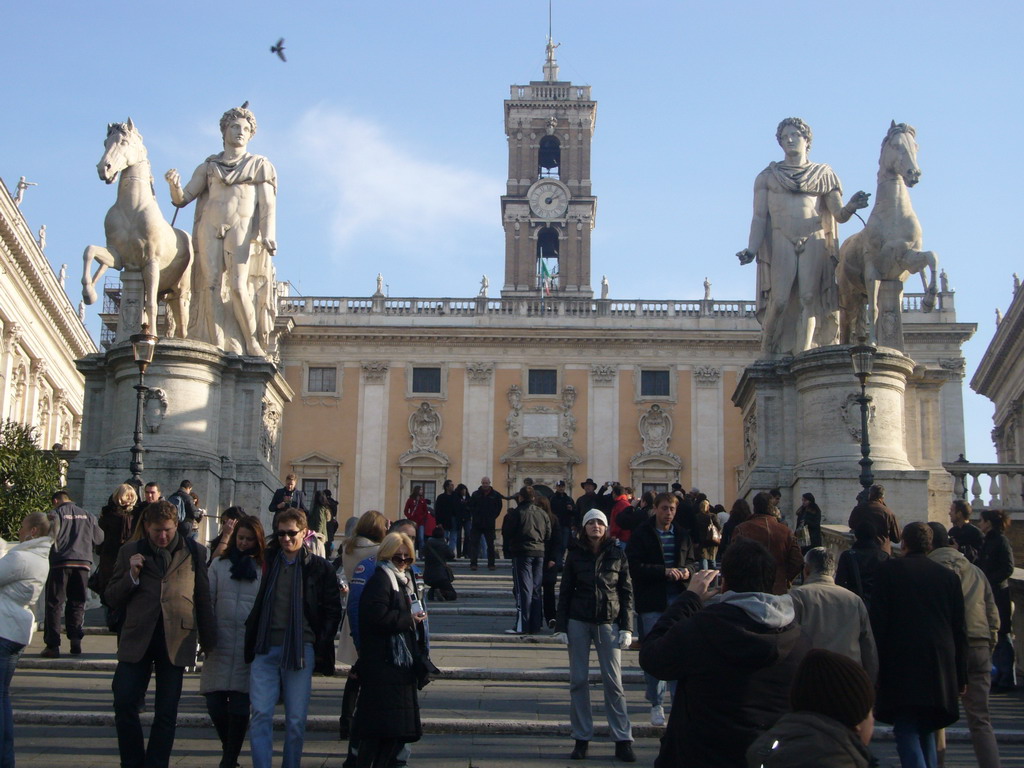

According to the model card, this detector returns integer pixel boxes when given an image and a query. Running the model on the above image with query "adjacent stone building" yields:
[0,178,95,449]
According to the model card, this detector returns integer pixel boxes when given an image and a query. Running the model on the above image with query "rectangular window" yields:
[528,369,558,395]
[302,479,328,496]
[642,482,669,496]
[640,370,670,397]
[308,367,336,393]
[411,367,442,394]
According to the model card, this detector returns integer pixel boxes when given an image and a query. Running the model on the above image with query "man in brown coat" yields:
[105,500,216,768]
[733,491,803,594]
[848,483,901,551]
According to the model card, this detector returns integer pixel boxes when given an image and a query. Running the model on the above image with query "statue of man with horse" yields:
[738,117,870,358]
[166,103,277,357]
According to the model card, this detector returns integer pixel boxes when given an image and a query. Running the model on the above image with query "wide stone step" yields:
[8,710,1022,744]
[17,658,642,682]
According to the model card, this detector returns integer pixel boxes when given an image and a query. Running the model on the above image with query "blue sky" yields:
[4,1,1020,464]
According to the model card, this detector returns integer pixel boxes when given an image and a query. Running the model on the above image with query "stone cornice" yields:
[0,179,96,359]
[972,287,1024,398]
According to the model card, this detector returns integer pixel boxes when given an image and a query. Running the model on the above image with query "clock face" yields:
[528,181,569,218]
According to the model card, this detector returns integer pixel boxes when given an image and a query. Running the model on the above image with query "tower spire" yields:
[543,0,560,81]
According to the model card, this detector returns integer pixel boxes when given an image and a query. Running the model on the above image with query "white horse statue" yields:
[82,118,192,337]
[837,121,938,344]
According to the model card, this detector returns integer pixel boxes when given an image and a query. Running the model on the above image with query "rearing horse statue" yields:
[837,121,938,345]
[81,118,192,338]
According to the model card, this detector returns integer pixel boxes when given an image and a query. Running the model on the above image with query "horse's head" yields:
[880,120,921,187]
[97,117,147,184]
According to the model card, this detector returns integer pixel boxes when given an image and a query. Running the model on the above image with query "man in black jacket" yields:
[269,474,307,516]
[468,477,503,571]
[626,492,695,726]
[501,486,552,635]
[549,480,575,568]
[42,491,104,657]
[639,539,810,768]
[245,507,342,767]
[167,480,201,539]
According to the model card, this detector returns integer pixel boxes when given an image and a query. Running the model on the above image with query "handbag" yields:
[795,526,810,548]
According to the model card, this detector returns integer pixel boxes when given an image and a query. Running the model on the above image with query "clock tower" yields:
[501,40,597,297]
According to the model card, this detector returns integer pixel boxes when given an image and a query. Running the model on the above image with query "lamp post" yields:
[849,337,877,494]
[128,323,158,487]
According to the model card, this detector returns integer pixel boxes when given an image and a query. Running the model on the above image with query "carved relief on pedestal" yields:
[693,365,721,388]
[260,399,281,464]
[590,364,617,386]
[143,388,169,433]
[744,411,758,467]
[466,362,494,384]
[361,361,389,383]
[838,392,876,441]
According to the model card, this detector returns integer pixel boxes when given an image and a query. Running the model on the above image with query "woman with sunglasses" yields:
[244,508,342,768]
[200,515,265,768]
[350,531,427,767]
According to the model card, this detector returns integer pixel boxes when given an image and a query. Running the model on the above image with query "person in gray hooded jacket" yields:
[639,538,811,768]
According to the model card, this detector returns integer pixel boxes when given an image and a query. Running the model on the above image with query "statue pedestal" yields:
[733,345,951,526]
[68,339,293,528]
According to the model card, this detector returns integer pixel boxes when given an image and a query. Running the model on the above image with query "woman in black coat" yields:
[796,492,823,550]
[351,531,427,767]
[978,509,1015,689]
[554,510,635,762]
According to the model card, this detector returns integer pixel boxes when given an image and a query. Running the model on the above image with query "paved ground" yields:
[11,558,1024,766]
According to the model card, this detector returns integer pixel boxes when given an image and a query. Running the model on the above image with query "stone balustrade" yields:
[943,459,1024,512]
[278,292,944,322]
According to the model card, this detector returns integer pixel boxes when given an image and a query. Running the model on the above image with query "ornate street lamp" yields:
[849,337,877,493]
[128,323,158,487]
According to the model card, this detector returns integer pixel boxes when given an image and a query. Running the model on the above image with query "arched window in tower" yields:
[536,227,560,292]
[538,135,560,179]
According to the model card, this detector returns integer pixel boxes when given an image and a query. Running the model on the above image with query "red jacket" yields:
[404,497,436,536]
[609,495,634,543]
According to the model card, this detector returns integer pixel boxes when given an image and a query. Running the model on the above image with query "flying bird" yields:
[271,38,286,62]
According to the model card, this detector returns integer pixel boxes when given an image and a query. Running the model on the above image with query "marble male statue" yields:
[601,275,609,299]
[738,118,869,356]
[12,176,37,206]
[166,104,277,357]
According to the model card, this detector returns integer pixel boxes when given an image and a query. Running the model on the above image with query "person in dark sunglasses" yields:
[244,508,342,768]
[350,532,429,767]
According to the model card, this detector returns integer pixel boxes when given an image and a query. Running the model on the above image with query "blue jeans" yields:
[893,717,938,768]
[513,556,544,634]
[638,612,676,707]
[557,525,572,568]
[249,643,315,768]
[0,636,24,767]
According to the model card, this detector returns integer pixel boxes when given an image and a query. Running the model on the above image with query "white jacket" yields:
[0,536,52,645]
[199,556,262,693]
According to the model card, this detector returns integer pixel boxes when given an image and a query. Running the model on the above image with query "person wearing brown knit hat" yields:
[746,649,877,767]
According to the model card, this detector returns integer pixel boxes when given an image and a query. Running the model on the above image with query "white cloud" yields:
[287,106,502,252]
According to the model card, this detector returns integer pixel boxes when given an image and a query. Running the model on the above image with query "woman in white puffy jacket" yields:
[199,515,265,768]
[0,511,54,765]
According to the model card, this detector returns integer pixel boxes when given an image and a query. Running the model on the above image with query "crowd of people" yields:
[0,473,1016,768]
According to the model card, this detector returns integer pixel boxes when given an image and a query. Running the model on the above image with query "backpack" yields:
[168,492,188,523]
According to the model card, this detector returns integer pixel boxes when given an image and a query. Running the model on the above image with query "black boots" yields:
[615,741,637,762]
[570,739,588,759]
